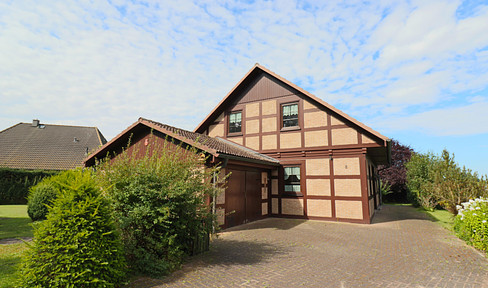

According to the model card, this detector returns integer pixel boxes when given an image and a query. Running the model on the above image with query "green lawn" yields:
[0,205,33,240]
[0,242,28,288]
[417,207,455,231]
[0,205,32,287]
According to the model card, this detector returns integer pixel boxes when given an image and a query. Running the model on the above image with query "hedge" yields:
[0,168,59,204]
[19,169,127,287]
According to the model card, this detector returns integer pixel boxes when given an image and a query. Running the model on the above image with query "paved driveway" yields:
[131,205,488,287]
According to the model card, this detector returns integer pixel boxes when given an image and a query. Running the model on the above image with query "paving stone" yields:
[128,205,488,287]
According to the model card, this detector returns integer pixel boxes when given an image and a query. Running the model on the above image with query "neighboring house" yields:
[85,64,390,228]
[0,119,106,170]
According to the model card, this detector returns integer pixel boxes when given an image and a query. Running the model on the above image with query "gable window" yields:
[282,103,299,128]
[284,166,301,194]
[229,111,242,134]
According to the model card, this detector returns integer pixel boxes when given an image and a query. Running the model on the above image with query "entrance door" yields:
[225,169,262,228]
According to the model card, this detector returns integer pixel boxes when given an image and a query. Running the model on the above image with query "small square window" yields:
[229,111,242,133]
[284,166,301,193]
[282,103,298,128]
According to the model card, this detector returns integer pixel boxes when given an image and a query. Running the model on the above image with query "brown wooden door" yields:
[225,169,262,228]
[245,171,262,222]
[226,169,246,227]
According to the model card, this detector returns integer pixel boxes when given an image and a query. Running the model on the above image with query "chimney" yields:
[32,119,40,127]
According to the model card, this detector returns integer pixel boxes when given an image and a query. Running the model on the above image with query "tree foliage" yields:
[378,139,413,203]
[95,139,223,276]
[406,149,488,213]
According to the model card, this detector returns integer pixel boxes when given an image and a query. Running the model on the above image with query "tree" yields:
[378,139,413,203]
[406,149,488,212]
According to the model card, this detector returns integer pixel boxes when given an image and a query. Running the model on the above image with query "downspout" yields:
[212,171,217,234]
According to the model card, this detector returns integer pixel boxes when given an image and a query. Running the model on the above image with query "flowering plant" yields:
[454,197,488,252]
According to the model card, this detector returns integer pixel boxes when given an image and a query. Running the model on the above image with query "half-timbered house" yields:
[85,64,390,228]
[194,64,390,225]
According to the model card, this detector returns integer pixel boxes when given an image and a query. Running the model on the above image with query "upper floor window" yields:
[229,111,242,134]
[282,103,298,128]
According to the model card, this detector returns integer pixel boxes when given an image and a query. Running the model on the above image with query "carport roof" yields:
[84,117,279,166]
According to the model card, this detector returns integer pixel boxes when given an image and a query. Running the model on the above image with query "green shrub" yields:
[406,152,437,209]
[96,139,221,276]
[19,169,127,287]
[454,198,488,253]
[27,169,93,221]
[406,150,488,212]
[27,182,58,221]
[0,168,58,204]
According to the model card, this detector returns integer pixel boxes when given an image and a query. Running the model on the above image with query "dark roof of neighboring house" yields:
[84,117,279,167]
[194,63,389,145]
[0,120,106,170]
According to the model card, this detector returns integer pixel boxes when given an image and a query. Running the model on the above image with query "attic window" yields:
[282,103,299,128]
[228,111,242,134]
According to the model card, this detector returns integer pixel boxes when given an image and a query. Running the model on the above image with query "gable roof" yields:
[194,63,389,145]
[83,117,279,167]
[0,120,106,170]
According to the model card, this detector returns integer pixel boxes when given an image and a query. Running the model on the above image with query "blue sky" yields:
[1,0,487,175]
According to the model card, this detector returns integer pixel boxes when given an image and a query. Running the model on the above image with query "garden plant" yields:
[19,169,127,287]
[96,138,223,276]
[454,198,488,253]
[406,149,487,213]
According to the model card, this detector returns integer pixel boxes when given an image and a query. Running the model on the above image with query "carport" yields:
[83,118,280,229]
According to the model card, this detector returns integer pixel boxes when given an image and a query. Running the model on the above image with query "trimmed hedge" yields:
[27,181,58,221]
[19,169,127,287]
[0,168,59,204]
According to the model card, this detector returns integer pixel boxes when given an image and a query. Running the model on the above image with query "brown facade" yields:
[196,65,390,224]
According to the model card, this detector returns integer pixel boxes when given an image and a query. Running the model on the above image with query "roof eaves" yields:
[83,119,143,165]
[215,137,280,164]
[217,153,281,167]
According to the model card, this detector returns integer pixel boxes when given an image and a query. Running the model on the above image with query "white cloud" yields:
[374,101,488,136]
[0,0,487,141]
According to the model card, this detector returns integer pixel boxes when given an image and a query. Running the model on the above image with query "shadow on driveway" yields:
[128,238,290,287]
[223,218,307,232]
